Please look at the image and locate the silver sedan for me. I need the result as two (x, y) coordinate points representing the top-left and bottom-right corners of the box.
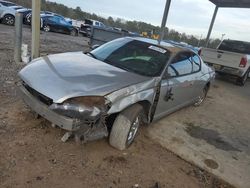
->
(19, 37), (215, 150)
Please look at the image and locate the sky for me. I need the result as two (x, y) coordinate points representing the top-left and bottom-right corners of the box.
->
(48, 0), (250, 41)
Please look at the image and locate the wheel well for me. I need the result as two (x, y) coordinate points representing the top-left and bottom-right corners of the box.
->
(206, 82), (210, 89)
(137, 100), (151, 123)
(106, 113), (118, 132)
(3, 14), (15, 18)
(106, 100), (151, 130)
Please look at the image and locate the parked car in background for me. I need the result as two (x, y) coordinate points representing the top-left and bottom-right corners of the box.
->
(25, 11), (70, 26)
(41, 15), (78, 36)
(0, 0), (17, 25)
(80, 19), (105, 36)
(18, 37), (214, 150)
(71, 19), (84, 29)
(201, 39), (250, 86)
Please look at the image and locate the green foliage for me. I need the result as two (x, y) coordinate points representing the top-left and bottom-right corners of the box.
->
(10, 0), (220, 48)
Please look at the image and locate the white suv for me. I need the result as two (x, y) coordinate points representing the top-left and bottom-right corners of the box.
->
(0, 0), (17, 25)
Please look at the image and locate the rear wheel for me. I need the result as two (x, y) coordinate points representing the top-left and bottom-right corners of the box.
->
(236, 69), (249, 86)
(3, 14), (15, 26)
(109, 104), (143, 150)
(70, 29), (78, 36)
(194, 85), (209, 106)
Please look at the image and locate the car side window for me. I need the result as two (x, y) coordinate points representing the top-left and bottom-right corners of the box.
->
(164, 65), (177, 78)
(49, 17), (56, 22)
(170, 52), (193, 76)
(192, 54), (201, 72)
(59, 18), (67, 25)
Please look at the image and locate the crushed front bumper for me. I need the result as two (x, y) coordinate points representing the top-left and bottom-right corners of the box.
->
(19, 85), (82, 131)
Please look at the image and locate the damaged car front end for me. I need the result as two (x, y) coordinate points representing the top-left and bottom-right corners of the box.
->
(20, 83), (110, 142)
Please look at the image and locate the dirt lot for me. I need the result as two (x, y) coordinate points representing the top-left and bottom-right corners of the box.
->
(0, 24), (233, 188)
(149, 78), (250, 188)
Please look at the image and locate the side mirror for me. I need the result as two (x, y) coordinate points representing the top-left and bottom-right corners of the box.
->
(91, 44), (100, 50)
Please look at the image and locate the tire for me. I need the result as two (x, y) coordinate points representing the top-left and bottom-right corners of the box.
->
(109, 104), (143, 150)
(3, 14), (15, 26)
(70, 29), (78, 36)
(236, 69), (249, 86)
(43, 25), (50, 32)
(26, 13), (32, 25)
(194, 85), (209, 106)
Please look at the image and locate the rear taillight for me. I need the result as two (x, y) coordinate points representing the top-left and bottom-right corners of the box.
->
(239, 57), (247, 68)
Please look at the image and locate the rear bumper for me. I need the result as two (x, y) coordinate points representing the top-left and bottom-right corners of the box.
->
(19, 85), (82, 131)
(206, 62), (245, 77)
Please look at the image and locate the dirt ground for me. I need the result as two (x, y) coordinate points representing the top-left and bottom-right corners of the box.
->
(0, 24), (233, 188)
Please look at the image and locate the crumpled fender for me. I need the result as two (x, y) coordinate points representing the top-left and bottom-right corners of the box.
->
(106, 78), (160, 114)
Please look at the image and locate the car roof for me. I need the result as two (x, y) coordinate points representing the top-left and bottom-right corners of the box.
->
(131, 37), (186, 54)
(41, 14), (58, 18)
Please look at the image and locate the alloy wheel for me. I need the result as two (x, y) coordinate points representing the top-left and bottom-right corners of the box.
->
(126, 116), (140, 146)
(44, 25), (50, 32)
(194, 87), (207, 106)
(5, 16), (14, 25)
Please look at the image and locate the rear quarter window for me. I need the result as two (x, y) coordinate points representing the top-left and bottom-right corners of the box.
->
(192, 54), (201, 72)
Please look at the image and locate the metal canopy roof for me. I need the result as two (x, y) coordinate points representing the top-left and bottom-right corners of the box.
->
(209, 0), (250, 8)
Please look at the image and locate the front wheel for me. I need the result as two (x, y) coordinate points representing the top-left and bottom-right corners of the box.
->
(3, 14), (15, 26)
(109, 104), (143, 150)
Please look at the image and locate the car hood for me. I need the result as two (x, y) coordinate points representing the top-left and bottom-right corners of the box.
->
(19, 52), (151, 103)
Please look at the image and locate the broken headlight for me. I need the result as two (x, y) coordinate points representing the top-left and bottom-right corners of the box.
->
(49, 96), (107, 121)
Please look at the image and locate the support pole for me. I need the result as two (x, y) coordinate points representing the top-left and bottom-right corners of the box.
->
(14, 13), (23, 63)
(31, 0), (41, 59)
(205, 5), (218, 47)
(159, 0), (172, 44)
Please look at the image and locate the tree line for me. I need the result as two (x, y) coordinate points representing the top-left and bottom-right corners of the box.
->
(11, 0), (221, 48)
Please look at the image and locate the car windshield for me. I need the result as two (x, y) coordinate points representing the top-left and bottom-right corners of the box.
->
(91, 38), (171, 77)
